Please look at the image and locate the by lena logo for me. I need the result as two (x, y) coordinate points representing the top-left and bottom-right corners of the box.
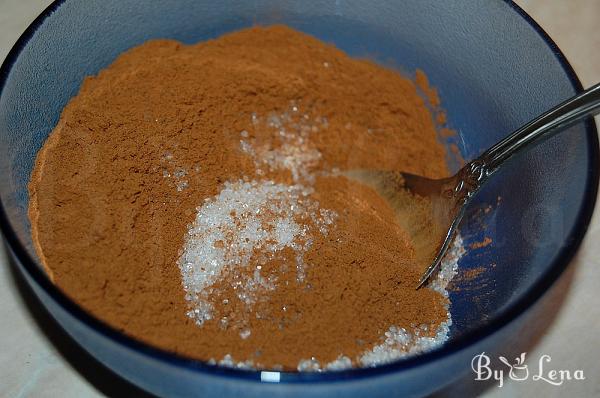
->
(471, 352), (585, 387)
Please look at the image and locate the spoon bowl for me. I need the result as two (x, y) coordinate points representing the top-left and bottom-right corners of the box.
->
(351, 83), (600, 288)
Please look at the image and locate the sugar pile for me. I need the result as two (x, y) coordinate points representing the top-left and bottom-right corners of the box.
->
(240, 107), (326, 184)
(298, 235), (464, 371)
(178, 179), (335, 325)
(179, 105), (337, 326)
(160, 150), (192, 192)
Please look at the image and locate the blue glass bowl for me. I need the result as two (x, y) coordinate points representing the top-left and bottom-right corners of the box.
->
(0, 1), (597, 397)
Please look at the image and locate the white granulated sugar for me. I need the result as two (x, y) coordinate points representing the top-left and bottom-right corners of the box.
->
(162, 151), (173, 161)
(261, 142), (322, 183)
(274, 218), (300, 246)
(239, 139), (255, 156)
(173, 167), (187, 178)
(297, 357), (321, 372)
(236, 267), (276, 305)
(178, 179), (336, 325)
(217, 354), (255, 370)
(160, 155), (191, 192)
(240, 107), (326, 184)
(428, 235), (464, 296)
(298, 234), (464, 371)
(358, 320), (452, 367)
(176, 180), (189, 192)
(324, 356), (353, 371)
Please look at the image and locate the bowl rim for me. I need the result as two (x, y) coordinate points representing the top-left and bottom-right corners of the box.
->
(0, 0), (598, 385)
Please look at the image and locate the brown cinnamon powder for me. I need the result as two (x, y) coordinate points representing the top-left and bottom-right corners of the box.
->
(28, 25), (455, 370)
(470, 237), (493, 250)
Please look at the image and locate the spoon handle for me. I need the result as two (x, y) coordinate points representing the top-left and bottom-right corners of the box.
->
(481, 83), (600, 174)
(417, 84), (600, 289)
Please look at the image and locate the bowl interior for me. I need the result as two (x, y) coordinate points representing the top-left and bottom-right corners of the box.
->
(0, 0), (596, 371)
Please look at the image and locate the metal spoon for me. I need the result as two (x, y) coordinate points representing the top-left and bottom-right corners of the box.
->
(347, 83), (600, 289)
